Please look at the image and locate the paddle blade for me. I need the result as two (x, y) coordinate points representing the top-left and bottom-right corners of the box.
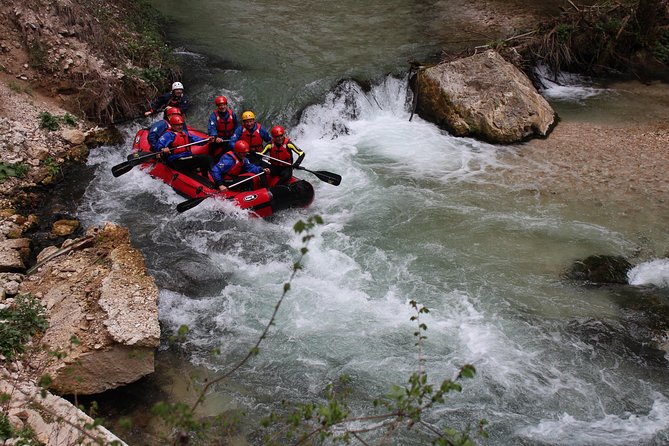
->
(111, 162), (134, 177)
(111, 152), (160, 177)
(311, 169), (341, 186)
(176, 197), (207, 213)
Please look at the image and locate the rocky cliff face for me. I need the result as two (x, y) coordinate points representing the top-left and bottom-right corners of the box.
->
(0, 0), (177, 123)
(20, 223), (160, 394)
(0, 1), (167, 441)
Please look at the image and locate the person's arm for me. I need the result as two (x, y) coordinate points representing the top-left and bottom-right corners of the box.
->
(148, 121), (167, 150)
(207, 112), (218, 137)
(156, 132), (175, 155)
(179, 95), (191, 113)
(259, 126), (272, 143)
(229, 127), (242, 148)
(212, 155), (234, 189)
(288, 142), (305, 166)
(243, 158), (265, 174)
(145, 92), (170, 116)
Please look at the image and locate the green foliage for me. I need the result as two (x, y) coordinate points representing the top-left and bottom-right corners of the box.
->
(0, 411), (39, 445)
(0, 412), (12, 440)
(555, 23), (575, 43)
(0, 294), (48, 361)
(0, 162), (29, 183)
(39, 112), (78, 131)
(38, 111), (60, 131)
(62, 113), (77, 127)
(261, 299), (484, 445)
(42, 157), (61, 178)
(594, 17), (623, 35)
(123, 66), (168, 83)
(167, 324), (190, 345)
(531, 1), (669, 78)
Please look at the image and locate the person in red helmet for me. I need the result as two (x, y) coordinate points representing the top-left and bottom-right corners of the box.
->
(208, 95), (239, 142)
(259, 125), (305, 185)
(155, 114), (212, 174)
(207, 95), (239, 157)
(211, 140), (269, 191)
(144, 81), (191, 117)
(147, 107), (183, 150)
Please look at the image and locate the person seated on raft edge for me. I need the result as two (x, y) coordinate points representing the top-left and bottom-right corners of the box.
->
(207, 95), (239, 158)
(144, 81), (191, 118)
(154, 114), (213, 175)
(147, 106), (183, 151)
(260, 125), (305, 186)
(229, 110), (272, 166)
(211, 140), (270, 192)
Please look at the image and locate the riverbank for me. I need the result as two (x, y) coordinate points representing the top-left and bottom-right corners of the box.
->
(508, 81), (669, 204)
(497, 81), (669, 256)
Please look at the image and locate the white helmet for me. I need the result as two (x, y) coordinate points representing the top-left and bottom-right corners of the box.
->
(171, 81), (184, 91)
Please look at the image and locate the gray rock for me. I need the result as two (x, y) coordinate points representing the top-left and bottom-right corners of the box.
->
(415, 50), (556, 143)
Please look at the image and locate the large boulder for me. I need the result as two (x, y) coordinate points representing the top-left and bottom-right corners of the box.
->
(415, 50), (556, 143)
(20, 222), (160, 395)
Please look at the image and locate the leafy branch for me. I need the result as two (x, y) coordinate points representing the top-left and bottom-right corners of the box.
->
(263, 300), (487, 446)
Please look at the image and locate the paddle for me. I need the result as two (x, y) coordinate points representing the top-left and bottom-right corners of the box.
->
(111, 139), (209, 177)
(256, 153), (342, 186)
(176, 172), (265, 213)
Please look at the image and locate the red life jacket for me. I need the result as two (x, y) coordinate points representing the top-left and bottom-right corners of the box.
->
(268, 137), (293, 166)
(222, 151), (245, 179)
(167, 96), (182, 109)
(170, 131), (190, 154)
(240, 124), (264, 152)
(215, 110), (236, 138)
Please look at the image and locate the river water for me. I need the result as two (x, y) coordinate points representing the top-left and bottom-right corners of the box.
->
(79, 1), (669, 444)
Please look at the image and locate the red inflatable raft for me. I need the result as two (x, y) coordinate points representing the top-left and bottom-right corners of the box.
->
(126, 127), (314, 218)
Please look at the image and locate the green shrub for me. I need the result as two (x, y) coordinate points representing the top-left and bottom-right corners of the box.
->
(0, 162), (29, 183)
(39, 111), (60, 131)
(42, 157), (61, 177)
(62, 113), (77, 127)
(0, 412), (12, 440)
(0, 294), (48, 361)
